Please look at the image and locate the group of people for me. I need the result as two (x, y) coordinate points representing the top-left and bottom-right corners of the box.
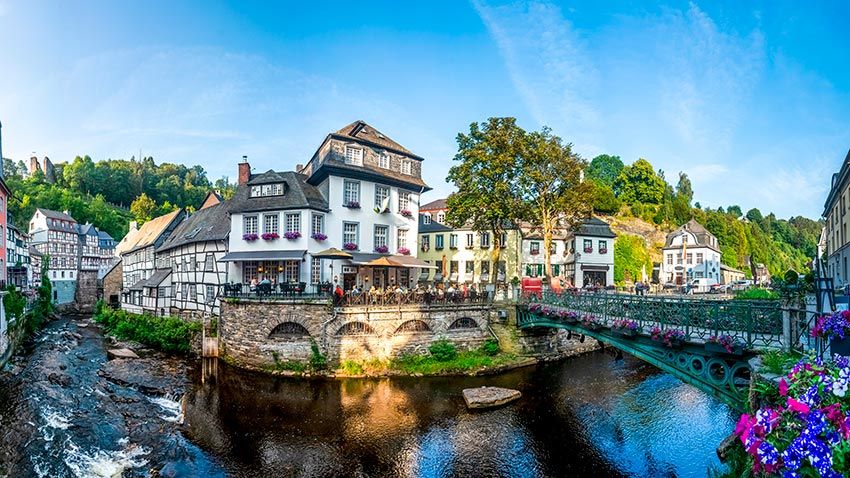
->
(332, 282), (487, 305)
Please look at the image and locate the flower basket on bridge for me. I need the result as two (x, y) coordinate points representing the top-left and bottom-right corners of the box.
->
(650, 326), (685, 349)
(812, 310), (850, 357)
(705, 335), (744, 356)
(581, 315), (604, 331)
(612, 319), (641, 338)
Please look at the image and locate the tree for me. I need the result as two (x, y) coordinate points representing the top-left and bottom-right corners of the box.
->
(519, 127), (594, 280)
(746, 208), (763, 223)
(614, 234), (652, 284)
(446, 118), (527, 283)
(727, 205), (743, 217)
(676, 172), (693, 205)
(586, 154), (624, 188)
(130, 193), (157, 225)
(589, 180), (621, 214)
(614, 158), (665, 204)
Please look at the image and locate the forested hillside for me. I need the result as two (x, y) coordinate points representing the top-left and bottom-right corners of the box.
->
(3, 156), (234, 240)
(586, 155), (823, 282)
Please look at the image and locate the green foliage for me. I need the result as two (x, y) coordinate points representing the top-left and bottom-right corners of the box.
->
(429, 339), (458, 362)
(759, 350), (802, 376)
(309, 338), (327, 371)
(614, 158), (666, 204)
(209, 318), (218, 338)
(481, 338), (500, 356)
(24, 258), (54, 336)
(340, 360), (365, 375)
(93, 306), (201, 354)
(614, 234), (652, 284)
(390, 349), (518, 375)
(130, 193), (157, 225)
(3, 286), (26, 321)
(734, 288), (779, 301)
(589, 180), (622, 214)
(586, 154), (624, 188)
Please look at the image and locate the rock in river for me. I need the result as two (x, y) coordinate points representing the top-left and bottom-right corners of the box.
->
(462, 386), (522, 409)
(107, 348), (140, 359)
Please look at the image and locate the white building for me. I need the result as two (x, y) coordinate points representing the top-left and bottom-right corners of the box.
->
(222, 120), (430, 292)
(564, 218), (616, 288)
(28, 209), (79, 303)
(661, 219), (721, 285)
(520, 226), (569, 279)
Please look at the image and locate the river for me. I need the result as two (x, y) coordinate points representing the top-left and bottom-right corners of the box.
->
(1, 317), (735, 477)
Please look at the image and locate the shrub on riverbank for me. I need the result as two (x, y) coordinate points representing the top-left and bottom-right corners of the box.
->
(94, 306), (201, 354)
(734, 288), (779, 301)
(336, 341), (516, 376)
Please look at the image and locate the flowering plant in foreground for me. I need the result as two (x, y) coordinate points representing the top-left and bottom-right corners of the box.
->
(812, 310), (850, 340)
(397, 247), (410, 255)
(707, 334), (743, 353)
(650, 326), (686, 347)
(612, 319), (641, 333)
(342, 242), (358, 251)
(736, 354), (850, 477)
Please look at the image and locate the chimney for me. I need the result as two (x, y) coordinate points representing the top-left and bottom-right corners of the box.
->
(296, 163), (303, 172)
(129, 221), (138, 231)
(238, 155), (251, 185)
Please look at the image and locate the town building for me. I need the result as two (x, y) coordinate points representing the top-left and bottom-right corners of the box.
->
(754, 263), (771, 286)
(119, 210), (185, 315)
(29, 209), (80, 303)
(720, 264), (746, 284)
(156, 192), (229, 317)
(521, 225), (569, 279)
(28, 245), (43, 287)
(0, 121), (10, 286)
(564, 217), (617, 288)
(823, 150), (850, 285)
(660, 219), (722, 286)
(6, 223), (31, 289)
(223, 121), (430, 292)
(98, 230), (116, 275)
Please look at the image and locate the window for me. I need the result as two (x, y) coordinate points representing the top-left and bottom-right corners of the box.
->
(344, 146), (363, 166)
(244, 216), (258, 235)
(378, 153), (390, 169)
(285, 261), (300, 282)
(686, 253), (693, 264)
(530, 241), (540, 255)
(398, 191), (410, 212)
(667, 254), (673, 265)
(285, 212), (301, 234)
(480, 232), (490, 248)
(465, 261), (475, 275)
(583, 239), (593, 253)
(423, 213), (431, 225)
(549, 241), (557, 254)
(311, 257), (321, 284)
(401, 159), (412, 175)
(676, 253), (683, 264)
(696, 253), (704, 264)
(242, 262), (258, 283)
(263, 214), (279, 235)
(204, 254), (214, 271)
(397, 229), (408, 249)
(599, 240), (608, 253)
(449, 234), (458, 249)
(481, 261), (490, 277)
(344, 180), (360, 205)
(466, 233), (474, 249)
(375, 185), (390, 210)
(311, 214), (325, 237)
(374, 225), (388, 249)
(343, 222), (359, 246)
(436, 211), (445, 223)
(250, 183), (284, 197)
(421, 235), (430, 251)
(450, 260), (458, 275)
(206, 285), (215, 304)
(435, 234), (444, 250)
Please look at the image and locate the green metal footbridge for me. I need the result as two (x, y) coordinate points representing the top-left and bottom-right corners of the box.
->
(517, 291), (820, 410)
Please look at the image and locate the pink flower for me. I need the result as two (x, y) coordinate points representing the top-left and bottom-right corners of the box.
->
(735, 414), (752, 441)
(786, 397), (810, 414)
(778, 378), (788, 397)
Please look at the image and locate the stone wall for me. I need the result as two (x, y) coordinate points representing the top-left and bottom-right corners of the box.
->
(102, 262), (123, 308)
(74, 270), (99, 313)
(219, 300), (492, 367)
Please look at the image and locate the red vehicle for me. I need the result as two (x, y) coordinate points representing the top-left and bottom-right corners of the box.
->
(521, 277), (543, 298)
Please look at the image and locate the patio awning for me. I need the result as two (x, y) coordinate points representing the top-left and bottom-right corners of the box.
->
(219, 250), (307, 262)
(349, 252), (389, 265)
(391, 255), (438, 269)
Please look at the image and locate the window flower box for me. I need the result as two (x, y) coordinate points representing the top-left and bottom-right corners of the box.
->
(283, 231), (301, 240)
(580, 315), (604, 331)
(612, 319), (641, 338)
(400, 209), (413, 218)
(242, 233), (259, 242)
(311, 233), (327, 242)
(705, 334), (744, 356)
(343, 242), (358, 251)
(397, 247), (410, 255)
(599, 248), (608, 254)
(344, 201), (360, 209)
(584, 247), (593, 254)
(374, 245), (389, 254)
(261, 232), (280, 241)
(530, 250), (540, 256)
(650, 326), (685, 349)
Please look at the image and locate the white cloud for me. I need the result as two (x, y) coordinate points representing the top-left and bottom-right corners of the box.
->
(686, 163), (729, 181)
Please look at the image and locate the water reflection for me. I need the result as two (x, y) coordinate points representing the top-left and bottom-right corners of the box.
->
(184, 352), (734, 478)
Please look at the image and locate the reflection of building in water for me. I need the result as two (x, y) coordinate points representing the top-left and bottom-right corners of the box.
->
(339, 379), (418, 442)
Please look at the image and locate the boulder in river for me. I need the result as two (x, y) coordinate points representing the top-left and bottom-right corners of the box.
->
(462, 386), (522, 409)
(107, 348), (140, 360)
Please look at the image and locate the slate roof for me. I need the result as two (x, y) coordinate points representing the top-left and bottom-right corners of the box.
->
(664, 219), (719, 251)
(332, 120), (419, 159)
(29, 245), (43, 257)
(573, 217), (617, 238)
(228, 171), (329, 214)
(119, 209), (184, 255)
(420, 198), (448, 211)
(156, 202), (230, 253)
(36, 208), (78, 233)
(419, 214), (453, 234)
(36, 208), (75, 222)
(98, 230), (114, 240)
(80, 223), (98, 236)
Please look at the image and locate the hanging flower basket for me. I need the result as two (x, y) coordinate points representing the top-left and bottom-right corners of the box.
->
(283, 231), (301, 240)
(311, 233), (327, 242)
(581, 315), (604, 331)
(242, 233), (259, 242)
(262, 232), (280, 241)
(650, 326), (685, 349)
(400, 209), (413, 218)
(705, 334), (744, 356)
(343, 242), (358, 251)
(374, 245), (389, 253)
(612, 319), (641, 338)
(344, 201), (360, 209)
(397, 247), (410, 255)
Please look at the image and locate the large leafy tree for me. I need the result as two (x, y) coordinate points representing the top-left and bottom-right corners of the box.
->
(519, 127), (594, 280)
(586, 154), (624, 188)
(446, 118), (527, 283)
(614, 158), (665, 204)
(130, 193), (157, 225)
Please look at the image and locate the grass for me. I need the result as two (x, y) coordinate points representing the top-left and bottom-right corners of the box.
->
(389, 350), (518, 375)
(759, 349), (802, 375)
(734, 288), (779, 301)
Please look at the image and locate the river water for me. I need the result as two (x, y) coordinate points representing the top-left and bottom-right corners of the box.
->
(1, 317), (736, 477)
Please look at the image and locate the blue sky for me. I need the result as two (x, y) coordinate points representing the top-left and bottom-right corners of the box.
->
(0, 1), (848, 218)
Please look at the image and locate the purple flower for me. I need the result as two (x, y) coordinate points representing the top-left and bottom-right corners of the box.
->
(343, 242), (358, 251)
(242, 233), (258, 242)
(283, 231), (301, 240)
(311, 232), (327, 241)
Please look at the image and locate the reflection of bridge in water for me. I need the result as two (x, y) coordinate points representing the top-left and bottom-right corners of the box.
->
(517, 291), (822, 409)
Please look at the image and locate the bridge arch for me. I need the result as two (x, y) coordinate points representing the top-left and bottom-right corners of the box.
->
(448, 317), (479, 330)
(336, 321), (376, 336)
(268, 321), (311, 339)
(394, 320), (431, 334)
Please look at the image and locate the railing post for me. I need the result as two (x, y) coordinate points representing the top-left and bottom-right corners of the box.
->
(781, 307), (791, 353)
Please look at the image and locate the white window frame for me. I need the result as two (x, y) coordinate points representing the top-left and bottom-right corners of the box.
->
(401, 159), (412, 175)
(244, 215), (259, 235)
(374, 225), (388, 249)
(398, 229), (408, 249)
(374, 185), (390, 210)
(285, 212), (301, 234)
(378, 153), (390, 169)
(344, 146), (363, 166)
(423, 213), (431, 225)
(480, 232), (490, 248)
(311, 257), (322, 284)
(343, 222), (359, 246)
(398, 191), (410, 212)
(311, 213), (325, 236)
(436, 211), (445, 223)
(263, 213), (279, 235)
(343, 180), (360, 205)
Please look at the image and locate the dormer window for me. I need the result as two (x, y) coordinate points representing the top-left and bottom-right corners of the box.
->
(345, 146), (363, 166)
(378, 153), (390, 169)
(423, 213), (431, 225)
(401, 159), (412, 175)
(250, 183), (284, 197)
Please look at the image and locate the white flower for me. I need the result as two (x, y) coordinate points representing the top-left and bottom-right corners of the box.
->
(832, 380), (848, 397)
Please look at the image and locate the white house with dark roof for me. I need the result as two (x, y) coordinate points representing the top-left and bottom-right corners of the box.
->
(661, 219), (722, 286)
(29, 208), (80, 303)
(222, 120), (431, 292)
(563, 217), (617, 288)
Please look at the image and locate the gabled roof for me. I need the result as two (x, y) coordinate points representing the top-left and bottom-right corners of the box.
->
(228, 171), (328, 214)
(80, 223), (98, 236)
(664, 219), (719, 251)
(573, 217), (617, 238)
(156, 202), (230, 253)
(28, 244), (43, 257)
(419, 214), (453, 233)
(98, 230), (114, 240)
(332, 120), (419, 159)
(36, 208), (76, 222)
(420, 198), (448, 211)
(199, 190), (224, 210)
(119, 209), (184, 255)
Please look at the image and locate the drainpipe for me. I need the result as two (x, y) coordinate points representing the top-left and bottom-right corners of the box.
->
(320, 306), (337, 353)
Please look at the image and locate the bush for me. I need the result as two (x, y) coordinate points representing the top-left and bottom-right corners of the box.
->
(3, 286), (26, 321)
(309, 338), (327, 371)
(340, 360), (365, 375)
(734, 288), (779, 301)
(481, 338), (500, 356)
(429, 339), (457, 362)
(93, 306), (201, 354)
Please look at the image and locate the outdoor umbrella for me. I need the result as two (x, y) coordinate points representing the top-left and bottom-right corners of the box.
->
(312, 248), (354, 259)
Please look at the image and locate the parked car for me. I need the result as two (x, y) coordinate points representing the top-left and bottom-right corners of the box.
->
(709, 283), (729, 294)
(729, 280), (752, 292)
(687, 278), (719, 294)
